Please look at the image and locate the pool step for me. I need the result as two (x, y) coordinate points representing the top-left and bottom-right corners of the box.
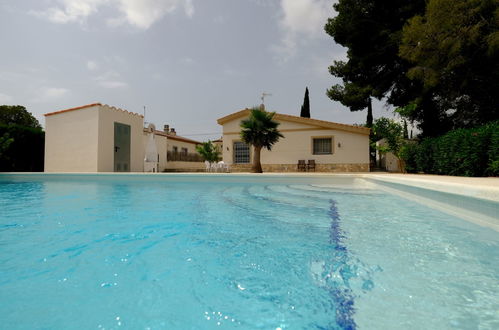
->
(220, 185), (330, 228)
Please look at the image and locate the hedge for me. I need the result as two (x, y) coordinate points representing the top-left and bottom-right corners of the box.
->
(0, 124), (44, 172)
(402, 121), (498, 177)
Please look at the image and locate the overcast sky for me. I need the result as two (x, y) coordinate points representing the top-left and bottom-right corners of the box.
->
(0, 0), (396, 140)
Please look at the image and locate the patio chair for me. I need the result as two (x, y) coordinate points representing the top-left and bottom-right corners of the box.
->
(218, 161), (230, 173)
(297, 159), (307, 171)
(307, 159), (316, 172)
(204, 161), (212, 172)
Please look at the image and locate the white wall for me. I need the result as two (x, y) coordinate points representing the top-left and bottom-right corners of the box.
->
(221, 117), (369, 165)
(44, 105), (100, 172)
(167, 138), (198, 153)
(97, 105), (145, 172)
(150, 133), (168, 172)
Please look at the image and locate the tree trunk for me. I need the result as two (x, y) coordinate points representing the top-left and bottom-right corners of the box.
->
(366, 97), (373, 128)
(252, 146), (263, 173)
(397, 157), (406, 173)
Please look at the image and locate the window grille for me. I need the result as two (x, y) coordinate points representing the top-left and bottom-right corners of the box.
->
(313, 138), (333, 155)
(233, 142), (250, 164)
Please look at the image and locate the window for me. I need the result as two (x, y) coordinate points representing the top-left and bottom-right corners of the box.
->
(233, 141), (250, 164)
(181, 147), (188, 155)
(172, 146), (178, 153)
(313, 137), (333, 155)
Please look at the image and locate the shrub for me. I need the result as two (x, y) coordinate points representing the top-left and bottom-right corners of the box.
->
(0, 124), (44, 171)
(402, 121), (498, 177)
(399, 143), (418, 173)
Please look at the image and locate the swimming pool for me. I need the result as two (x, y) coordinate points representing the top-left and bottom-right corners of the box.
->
(0, 174), (498, 329)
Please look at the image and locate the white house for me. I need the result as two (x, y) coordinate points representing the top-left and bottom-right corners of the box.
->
(44, 103), (202, 172)
(217, 108), (371, 172)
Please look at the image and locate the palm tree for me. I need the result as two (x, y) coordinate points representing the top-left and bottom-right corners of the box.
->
(240, 107), (283, 173)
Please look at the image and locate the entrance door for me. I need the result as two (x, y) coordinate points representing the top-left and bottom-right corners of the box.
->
(114, 122), (131, 172)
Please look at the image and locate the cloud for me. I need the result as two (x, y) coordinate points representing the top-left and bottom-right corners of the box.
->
(95, 71), (128, 88)
(32, 0), (195, 29)
(31, 0), (103, 24)
(280, 0), (331, 35)
(98, 81), (128, 88)
(184, 0), (194, 17)
(33, 87), (69, 102)
(87, 60), (98, 71)
(0, 93), (13, 104)
(273, 0), (335, 61)
(180, 57), (195, 65)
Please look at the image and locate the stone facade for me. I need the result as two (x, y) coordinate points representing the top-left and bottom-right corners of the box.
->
(230, 163), (369, 173)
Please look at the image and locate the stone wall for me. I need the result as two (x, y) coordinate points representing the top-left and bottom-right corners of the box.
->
(230, 163), (369, 173)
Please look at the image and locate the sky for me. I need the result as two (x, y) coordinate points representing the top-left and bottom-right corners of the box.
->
(0, 0), (397, 141)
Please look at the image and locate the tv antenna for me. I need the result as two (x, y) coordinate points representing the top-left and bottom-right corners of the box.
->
(260, 92), (272, 110)
(143, 105), (150, 127)
(261, 92), (272, 105)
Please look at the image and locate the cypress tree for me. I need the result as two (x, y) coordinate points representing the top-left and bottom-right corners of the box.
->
(300, 87), (310, 118)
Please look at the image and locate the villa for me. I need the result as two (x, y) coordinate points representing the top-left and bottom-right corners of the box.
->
(217, 108), (371, 172)
(44, 103), (202, 172)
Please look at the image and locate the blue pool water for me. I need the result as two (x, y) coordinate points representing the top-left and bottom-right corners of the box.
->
(0, 174), (498, 329)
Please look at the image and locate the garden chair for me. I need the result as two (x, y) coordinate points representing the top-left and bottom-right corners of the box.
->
(297, 160), (307, 171)
(218, 161), (230, 173)
(307, 159), (316, 172)
(204, 161), (212, 172)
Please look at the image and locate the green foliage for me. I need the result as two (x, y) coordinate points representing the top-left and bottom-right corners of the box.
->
(0, 124), (45, 171)
(0, 105), (41, 129)
(395, 103), (417, 118)
(400, 0), (499, 128)
(240, 107), (283, 173)
(300, 87), (310, 118)
(0, 133), (14, 157)
(327, 0), (499, 137)
(399, 143), (418, 173)
(372, 118), (405, 157)
(240, 108), (283, 151)
(325, 0), (425, 127)
(400, 121), (499, 176)
(195, 141), (220, 163)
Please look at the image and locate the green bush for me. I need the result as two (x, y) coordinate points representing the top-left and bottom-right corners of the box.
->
(399, 143), (418, 173)
(0, 124), (44, 171)
(486, 124), (499, 176)
(400, 121), (499, 177)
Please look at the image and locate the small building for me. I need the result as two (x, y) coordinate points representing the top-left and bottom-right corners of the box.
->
(217, 108), (371, 172)
(154, 127), (205, 172)
(44, 103), (203, 172)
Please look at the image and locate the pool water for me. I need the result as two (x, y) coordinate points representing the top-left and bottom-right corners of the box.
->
(0, 175), (498, 329)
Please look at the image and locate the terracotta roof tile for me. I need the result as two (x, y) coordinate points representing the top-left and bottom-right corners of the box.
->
(217, 108), (371, 135)
(44, 103), (144, 118)
(153, 130), (202, 144)
(44, 103), (102, 116)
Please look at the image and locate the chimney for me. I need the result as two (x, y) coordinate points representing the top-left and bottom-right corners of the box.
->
(163, 124), (169, 133)
(170, 128), (176, 136)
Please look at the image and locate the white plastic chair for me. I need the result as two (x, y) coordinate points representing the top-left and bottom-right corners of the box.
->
(211, 162), (218, 172)
(204, 161), (211, 172)
(218, 161), (230, 173)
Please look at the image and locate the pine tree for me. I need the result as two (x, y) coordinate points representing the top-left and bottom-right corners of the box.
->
(300, 87), (310, 118)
